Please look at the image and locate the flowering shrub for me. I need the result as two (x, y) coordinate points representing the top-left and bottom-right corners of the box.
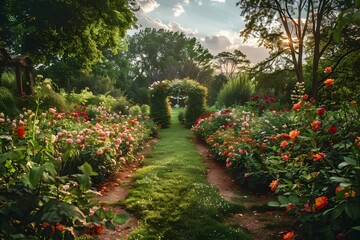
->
(0, 99), (156, 238)
(192, 68), (360, 239)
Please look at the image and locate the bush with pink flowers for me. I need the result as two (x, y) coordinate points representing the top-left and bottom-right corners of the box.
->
(0, 88), (157, 239)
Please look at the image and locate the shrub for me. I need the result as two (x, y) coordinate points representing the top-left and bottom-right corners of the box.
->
(140, 104), (150, 116)
(216, 74), (255, 108)
(149, 79), (207, 128)
(129, 105), (141, 116)
(111, 96), (132, 115)
(184, 82), (207, 128)
(178, 111), (185, 124)
(0, 87), (19, 116)
(149, 81), (171, 128)
(0, 101), (155, 238)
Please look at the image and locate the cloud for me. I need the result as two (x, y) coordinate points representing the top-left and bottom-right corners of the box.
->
(134, 16), (197, 36)
(168, 22), (197, 36)
(200, 31), (269, 64)
(201, 35), (232, 54)
(211, 0), (225, 2)
(137, 0), (160, 13)
(172, 4), (185, 17)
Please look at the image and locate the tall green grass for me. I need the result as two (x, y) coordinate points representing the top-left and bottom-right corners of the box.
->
(124, 109), (251, 239)
(216, 74), (255, 108)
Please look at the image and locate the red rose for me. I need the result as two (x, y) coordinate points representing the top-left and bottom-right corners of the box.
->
(328, 125), (337, 134)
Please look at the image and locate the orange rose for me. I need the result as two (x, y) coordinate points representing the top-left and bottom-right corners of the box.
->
(280, 140), (289, 149)
(269, 179), (280, 191)
(289, 129), (300, 141)
(292, 101), (302, 111)
(311, 120), (321, 131)
(313, 152), (326, 161)
(283, 231), (295, 240)
(324, 78), (334, 87)
(315, 196), (328, 210)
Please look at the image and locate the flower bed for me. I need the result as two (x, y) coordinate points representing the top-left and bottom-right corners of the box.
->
(192, 72), (360, 239)
(0, 104), (157, 239)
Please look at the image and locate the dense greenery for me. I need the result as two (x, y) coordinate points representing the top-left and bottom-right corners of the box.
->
(0, 79), (156, 238)
(216, 74), (255, 108)
(0, 0), (137, 69)
(237, 0), (360, 100)
(149, 79), (207, 128)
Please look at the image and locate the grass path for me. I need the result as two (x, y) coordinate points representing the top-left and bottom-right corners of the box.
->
(123, 109), (251, 239)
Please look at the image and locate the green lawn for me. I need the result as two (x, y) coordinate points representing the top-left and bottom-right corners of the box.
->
(124, 108), (251, 240)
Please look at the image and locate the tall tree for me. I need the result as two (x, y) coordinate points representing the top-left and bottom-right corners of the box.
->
(126, 28), (213, 85)
(236, 0), (356, 100)
(213, 50), (250, 78)
(0, 0), (137, 69)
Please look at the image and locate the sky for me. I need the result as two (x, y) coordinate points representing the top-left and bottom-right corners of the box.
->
(130, 0), (269, 64)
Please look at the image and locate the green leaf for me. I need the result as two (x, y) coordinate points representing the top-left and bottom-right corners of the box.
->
(78, 175), (91, 192)
(353, 11), (360, 25)
(78, 162), (98, 177)
(278, 196), (288, 205)
(343, 157), (357, 166)
(331, 204), (345, 220)
(345, 203), (360, 220)
(267, 201), (280, 207)
(105, 210), (116, 219)
(94, 208), (106, 221)
(29, 166), (45, 188)
(43, 162), (57, 176)
(105, 221), (116, 231)
(330, 177), (351, 184)
(113, 213), (129, 225)
(288, 195), (300, 204)
(352, 226), (360, 231)
(0, 151), (21, 164)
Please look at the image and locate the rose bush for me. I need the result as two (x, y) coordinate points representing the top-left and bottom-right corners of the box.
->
(192, 70), (360, 239)
(0, 88), (156, 239)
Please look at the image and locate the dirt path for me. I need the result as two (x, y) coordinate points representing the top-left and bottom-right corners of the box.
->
(194, 139), (292, 240)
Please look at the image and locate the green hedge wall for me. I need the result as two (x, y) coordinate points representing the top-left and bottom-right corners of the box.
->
(149, 78), (207, 128)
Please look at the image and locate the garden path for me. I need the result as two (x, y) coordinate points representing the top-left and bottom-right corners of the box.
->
(96, 109), (291, 239)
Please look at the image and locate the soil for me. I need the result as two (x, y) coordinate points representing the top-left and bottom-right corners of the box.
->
(95, 138), (292, 240)
(194, 139), (293, 240)
(93, 163), (140, 240)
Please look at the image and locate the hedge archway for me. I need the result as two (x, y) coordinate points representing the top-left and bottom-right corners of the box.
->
(149, 78), (207, 128)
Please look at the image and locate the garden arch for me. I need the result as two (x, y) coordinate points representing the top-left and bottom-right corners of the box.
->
(149, 78), (207, 128)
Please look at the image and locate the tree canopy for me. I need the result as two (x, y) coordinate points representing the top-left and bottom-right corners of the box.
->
(126, 28), (214, 85)
(236, 0), (359, 100)
(0, 0), (137, 69)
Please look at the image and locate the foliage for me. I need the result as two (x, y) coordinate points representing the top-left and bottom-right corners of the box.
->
(216, 74), (255, 108)
(205, 74), (228, 106)
(0, 87), (18, 117)
(178, 110), (185, 125)
(149, 80), (172, 128)
(0, 85), (156, 238)
(127, 28), (214, 85)
(129, 105), (141, 116)
(149, 78), (207, 128)
(192, 68), (360, 239)
(0, 0), (137, 70)
(140, 104), (150, 116)
(183, 81), (207, 128)
(213, 50), (250, 78)
(236, 0), (358, 100)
